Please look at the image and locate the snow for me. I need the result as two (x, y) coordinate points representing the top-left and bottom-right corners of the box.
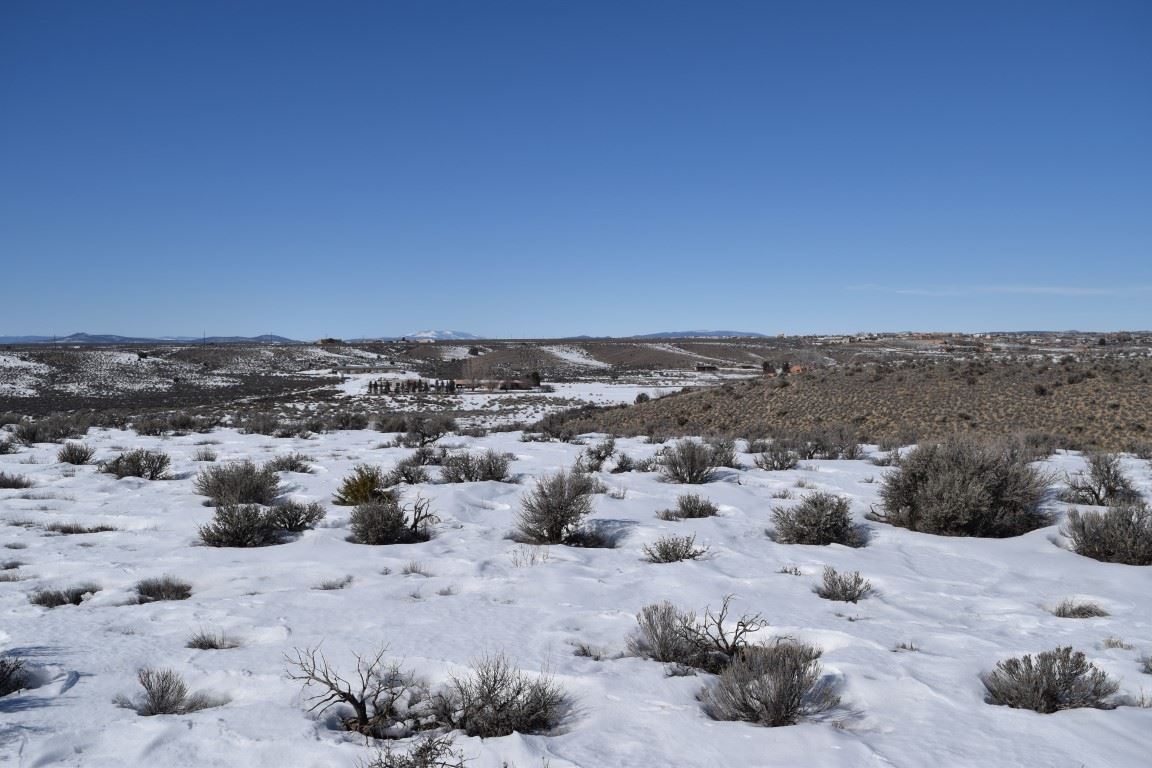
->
(541, 346), (611, 369)
(1, 431), (1150, 767)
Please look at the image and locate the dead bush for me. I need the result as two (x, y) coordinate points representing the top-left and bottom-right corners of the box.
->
(772, 492), (861, 546)
(435, 653), (568, 738)
(1063, 501), (1152, 565)
(363, 733), (468, 768)
(186, 629), (241, 650)
(982, 647), (1119, 713)
(702, 640), (839, 726)
(874, 436), (1049, 537)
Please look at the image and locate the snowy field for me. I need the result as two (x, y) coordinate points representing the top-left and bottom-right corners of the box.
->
(1, 427), (1150, 767)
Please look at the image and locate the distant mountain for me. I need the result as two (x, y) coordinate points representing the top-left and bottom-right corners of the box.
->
(406, 330), (483, 341)
(629, 330), (768, 339)
(0, 332), (298, 345)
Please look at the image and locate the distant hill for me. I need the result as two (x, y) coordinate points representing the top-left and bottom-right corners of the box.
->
(629, 330), (768, 339)
(0, 332), (298, 345)
(406, 330), (483, 341)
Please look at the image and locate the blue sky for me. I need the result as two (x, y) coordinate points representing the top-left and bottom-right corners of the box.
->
(1, 1), (1149, 339)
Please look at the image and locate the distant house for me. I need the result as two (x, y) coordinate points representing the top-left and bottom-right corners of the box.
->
(695, 363), (719, 372)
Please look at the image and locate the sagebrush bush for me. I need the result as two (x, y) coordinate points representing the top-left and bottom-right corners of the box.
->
(349, 496), (436, 545)
(815, 567), (871, 602)
(657, 493), (718, 521)
(436, 654), (568, 738)
(135, 576), (192, 603)
(45, 522), (116, 535)
(386, 457), (431, 486)
(0, 472), (33, 489)
(122, 668), (225, 715)
(981, 647), (1118, 713)
(264, 453), (314, 474)
(874, 437), (1049, 537)
(15, 413), (92, 444)
(659, 440), (720, 484)
(643, 534), (708, 563)
(186, 629), (240, 650)
(626, 602), (699, 665)
(439, 450), (512, 483)
(199, 504), (279, 547)
(702, 640), (838, 726)
(516, 470), (594, 544)
(333, 464), (390, 506)
(0, 656), (28, 697)
(1063, 453), (1139, 506)
(754, 442), (799, 471)
(0, 438), (17, 455)
(267, 500), (326, 532)
(399, 414), (456, 447)
(363, 733), (467, 768)
(56, 442), (95, 465)
(1063, 501), (1152, 565)
(772, 492), (860, 546)
(101, 449), (171, 480)
(193, 446), (217, 462)
(29, 583), (100, 608)
(1050, 600), (1109, 618)
(194, 460), (280, 505)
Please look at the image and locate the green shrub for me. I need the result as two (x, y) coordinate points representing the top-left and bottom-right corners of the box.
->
(333, 464), (390, 506)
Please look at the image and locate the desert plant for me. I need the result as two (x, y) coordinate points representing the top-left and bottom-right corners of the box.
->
(701, 640), (839, 726)
(186, 629), (241, 650)
(611, 453), (636, 473)
(45, 522), (116, 535)
(579, 438), (617, 472)
(135, 575), (193, 603)
(101, 449), (171, 480)
(1063, 453), (1139, 506)
(981, 647), (1119, 713)
(626, 601), (702, 667)
(435, 653), (568, 738)
(266, 500), (326, 532)
(874, 436), (1049, 537)
(15, 413), (91, 444)
(121, 668), (225, 715)
(401, 414), (456, 447)
(439, 450), (512, 483)
(659, 439), (720, 484)
(772, 492), (861, 546)
(264, 452), (314, 474)
(286, 646), (430, 738)
(643, 534), (709, 563)
(0, 472), (34, 489)
(194, 460), (280, 505)
(754, 442), (799, 471)
(349, 496), (436, 545)
(677, 595), (769, 672)
(334, 464), (390, 506)
(198, 504), (280, 548)
(193, 446), (217, 462)
(56, 442), (95, 465)
(29, 583), (100, 607)
(708, 438), (739, 469)
(1063, 501), (1152, 565)
(815, 567), (871, 602)
(387, 455), (433, 486)
(658, 493), (718, 521)
(1050, 600), (1109, 618)
(0, 656), (28, 697)
(363, 733), (468, 768)
(515, 470), (595, 544)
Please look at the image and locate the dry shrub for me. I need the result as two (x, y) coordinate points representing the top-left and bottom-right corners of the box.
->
(658, 493), (718, 521)
(1062, 453), (1139, 506)
(643, 534), (709, 563)
(439, 450), (512, 483)
(195, 460), (280, 505)
(0, 472), (33, 489)
(982, 647), (1118, 713)
(815, 567), (871, 602)
(56, 442), (95, 465)
(363, 733), (467, 768)
(702, 640), (839, 726)
(267, 500), (326, 532)
(659, 439), (720, 484)
(0, 656), (29, 697)
(875, 436), (1049, 537)
(264, 453), (314, 474)
(1050, 600), (1109, 618)
(29, 583), (100, 607)
(772, 492), (861, 546)
(101, 449), (171, 480)
(516, 470), (594, 544)
(754, 442), (799, 471)
(350, 496), (436, 545)
(198, 504), (279, 547)
(1063, 501), (1152, 565)
(122, 668), (227, 715)
(186, 629), (241, 650)
(435, 654), (568, 738)
(135, 576), (192, 603)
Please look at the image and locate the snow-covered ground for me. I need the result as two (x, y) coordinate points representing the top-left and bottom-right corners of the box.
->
(541, 346), (611, 369)
(1, 429), (1150, 767)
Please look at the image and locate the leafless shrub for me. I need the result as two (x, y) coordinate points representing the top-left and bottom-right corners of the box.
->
(29, 583), (100, 607)
(439, 450), (512, 483)
(611, 453), (636, 473)
(199, 504), (279, 547)
(982, 647), (1119, 713)
(702, 639), (839, 726)
(516, 470), (595, 544)
(579, 438), (616, 472)
(874, 436), (1050, 537)
(708, 438), (739, 468)
(659, 439), (720, 484)
(195, 460), (280, 505)
(0, 472), (34, 489)
(435, 653), (568, 738)
(56, 442), (95, 465)
(334, 464), (391, 506)
(121, 668), (226, 715)
(350, 496), (436, 545)
(267, 500), (327, 532)
(815, 567), (871, 602)
(265, 452), (314, 474)
(677, 595), (768, 672)
(643, 534), (709, 563)
(772, 492), (861, 546)
(193, 446), (218, 462)
(0, 656), (28, 697)
(101, 449), (171, 480)
(1062, 453), (1139, 506)
(186, 629), (241, 650)
(399, 414), (456, 447)
(135, 575), (193, 603)
(1050, 600), (1109, 618)
(1063, 500), (1152, 565)
(362, 733), (468, 768)
(286, 646), (431, 738)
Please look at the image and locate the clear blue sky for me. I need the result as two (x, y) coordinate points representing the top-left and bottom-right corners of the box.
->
(1, 1), (1149, 339)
